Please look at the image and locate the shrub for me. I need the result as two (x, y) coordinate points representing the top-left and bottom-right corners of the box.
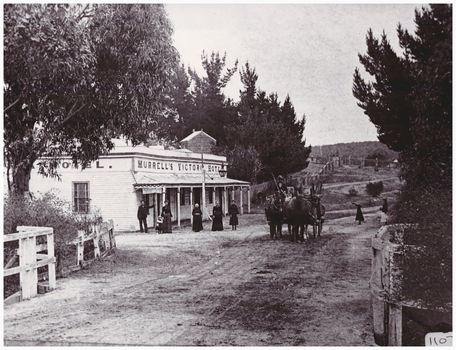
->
(390, 188), (452, 309)
(347, 187), (358, 197)
(365, 181), (383, 197)
(4, 190), (103, 279)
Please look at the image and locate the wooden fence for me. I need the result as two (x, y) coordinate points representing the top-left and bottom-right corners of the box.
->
(250, 158), (340, 202)
(294, 158), (340, 189)
(64, 219), (116, 274)
(371, 224), (402, 346)
(4, 220), (116, 306)
(371, 224), (452, 346)
(4, 226), (56, 305)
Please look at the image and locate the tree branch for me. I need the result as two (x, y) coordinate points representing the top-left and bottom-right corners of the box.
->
(4, 98), (20, 113)
(54, 102), (87, 130)
(36, 102), (87, 156)
(76, 4), (93, 22)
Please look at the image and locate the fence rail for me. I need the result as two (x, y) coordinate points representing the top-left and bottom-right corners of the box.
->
(291, 158), (340, 189)
(4, 221), (116, 306)
(250, 158), (340, 201)
(67, 219), (116, 273)
(4, 226), (56, 304)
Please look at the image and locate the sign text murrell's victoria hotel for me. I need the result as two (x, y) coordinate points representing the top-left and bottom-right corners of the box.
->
(137, 159), (222, 174)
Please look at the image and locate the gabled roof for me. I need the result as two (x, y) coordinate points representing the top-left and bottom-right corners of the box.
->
(180, 130), (216, 143)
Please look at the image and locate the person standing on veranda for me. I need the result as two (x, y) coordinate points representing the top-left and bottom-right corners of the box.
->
(137, 200), (154, 233)
(161, 200), (173, 233)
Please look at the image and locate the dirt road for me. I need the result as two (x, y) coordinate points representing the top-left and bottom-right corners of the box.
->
(4, 211), (381, 346)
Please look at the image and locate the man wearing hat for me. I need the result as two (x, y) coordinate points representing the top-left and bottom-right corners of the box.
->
(275, 175), (288, 198)
(137, 199), (155, 233)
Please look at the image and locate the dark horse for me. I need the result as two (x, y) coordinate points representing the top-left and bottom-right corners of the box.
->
(309, 183), (326, 237)
(312, 196), (326, 237)
(283, 194), (315, 242)
(265, 195), (283, 239)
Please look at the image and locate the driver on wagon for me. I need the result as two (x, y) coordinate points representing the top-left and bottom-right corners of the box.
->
(275, 175), (288, 198)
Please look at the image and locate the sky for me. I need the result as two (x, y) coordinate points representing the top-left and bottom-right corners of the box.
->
(165, 3), (424, 147)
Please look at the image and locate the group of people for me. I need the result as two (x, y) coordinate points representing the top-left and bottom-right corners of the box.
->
(192, 200), (240, 232)
(137, 200), (173, 234)
(137, 199), (240, 234)
(138, 176), (390, 234)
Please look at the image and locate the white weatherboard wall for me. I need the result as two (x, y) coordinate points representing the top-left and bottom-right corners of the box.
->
(30, 157), (138, 231)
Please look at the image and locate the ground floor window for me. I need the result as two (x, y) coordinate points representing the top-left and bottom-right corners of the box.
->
(73, 182), (89, 213)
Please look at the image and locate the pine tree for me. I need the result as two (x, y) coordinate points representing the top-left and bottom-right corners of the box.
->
(353, 4), (452, 309)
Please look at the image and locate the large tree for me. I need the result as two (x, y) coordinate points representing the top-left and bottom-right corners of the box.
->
(225, 63), (311, 182)
(353, 4), (452, 190)
(353, 4), (452, 308)
(4, 4), (179, 194)
(165, 58), (311, 183)
(184, 51), (239, 145)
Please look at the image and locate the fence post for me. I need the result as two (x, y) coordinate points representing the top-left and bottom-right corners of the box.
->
(77, 230), (84, 266)
(108, 220), (116, 249)
(388, 303), (403, 346)
(47, 230), (56, 290)
(19, 234), (38, 300)
(93, 225), (100, 259)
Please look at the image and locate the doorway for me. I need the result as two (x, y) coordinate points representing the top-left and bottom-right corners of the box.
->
(194, 188), (201, 205)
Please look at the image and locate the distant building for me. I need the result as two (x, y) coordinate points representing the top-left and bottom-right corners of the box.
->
(308, 155), (326, 164)
(29, 133), (250, 232)
(180, 130), (216, 154)
(388, 159), (399, 168)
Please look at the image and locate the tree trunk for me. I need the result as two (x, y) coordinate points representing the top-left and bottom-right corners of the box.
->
(11, 163), (33, 195)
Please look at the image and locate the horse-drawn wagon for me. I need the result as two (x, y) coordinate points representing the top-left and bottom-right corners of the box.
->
(265, 183), (325, 242)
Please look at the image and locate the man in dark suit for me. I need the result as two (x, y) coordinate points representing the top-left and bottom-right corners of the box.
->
(137, 200), (154, 233)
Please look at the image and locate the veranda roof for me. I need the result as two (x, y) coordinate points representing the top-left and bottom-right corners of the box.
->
(133, 173), (249, 190)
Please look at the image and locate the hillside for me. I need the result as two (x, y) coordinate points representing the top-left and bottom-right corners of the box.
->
(320, 165), (402, 212)
(310, 141), (398, 160)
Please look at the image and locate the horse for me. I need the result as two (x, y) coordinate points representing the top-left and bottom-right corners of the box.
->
(309, 183), (325, 237)
(265, 195), (283, 240)
(313, 197), (326, 237)
(283, 194), (315, 243)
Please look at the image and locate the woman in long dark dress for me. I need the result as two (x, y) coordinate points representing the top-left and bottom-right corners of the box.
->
(229, 200), (239, 230)
(161, 200), (173, 233)
(352, 202), (364, 225)
(211, 201), (223, 231)
(192, 203), (203, 232)
(380, 198), (388, 225)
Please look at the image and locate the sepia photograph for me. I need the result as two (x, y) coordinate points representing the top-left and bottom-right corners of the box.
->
(3, 2), (452, 347)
